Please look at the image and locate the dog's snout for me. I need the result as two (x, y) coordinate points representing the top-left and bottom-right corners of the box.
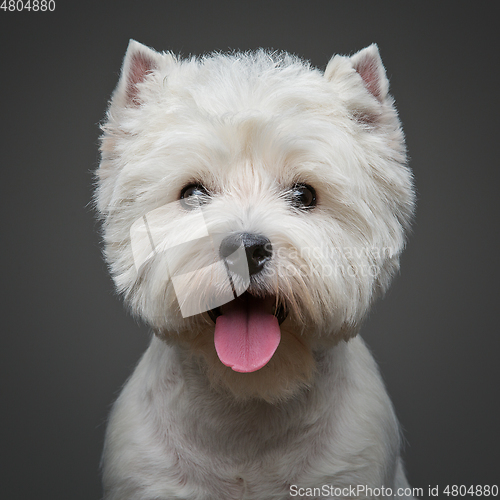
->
(219, 233), (272, 276)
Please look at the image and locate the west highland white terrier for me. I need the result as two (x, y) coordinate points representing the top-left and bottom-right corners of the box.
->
(96, 40), (416, 500)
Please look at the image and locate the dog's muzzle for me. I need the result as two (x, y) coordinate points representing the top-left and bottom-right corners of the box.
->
(208, 233), (287, 327)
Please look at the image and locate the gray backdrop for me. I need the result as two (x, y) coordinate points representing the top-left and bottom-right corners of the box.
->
(1, 1), (498, 498)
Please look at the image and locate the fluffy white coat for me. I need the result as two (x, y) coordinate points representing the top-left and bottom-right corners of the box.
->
(96, 40), (416, 500)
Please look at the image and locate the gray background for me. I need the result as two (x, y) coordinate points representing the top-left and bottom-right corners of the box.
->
(1, 1), (499, 498)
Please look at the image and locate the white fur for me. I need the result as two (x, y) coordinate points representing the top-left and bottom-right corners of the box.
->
(96, 40), (416, 499)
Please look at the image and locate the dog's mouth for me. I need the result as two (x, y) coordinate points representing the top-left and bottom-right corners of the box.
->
(208, 293), (287, 373)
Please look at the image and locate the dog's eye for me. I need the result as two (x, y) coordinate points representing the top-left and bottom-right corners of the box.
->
(180, 184), (210, 209)
(290, 184), (316, 209)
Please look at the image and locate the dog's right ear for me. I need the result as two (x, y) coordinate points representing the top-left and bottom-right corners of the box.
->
(97, 41), (167, 215)
(111, 40), (162, 108)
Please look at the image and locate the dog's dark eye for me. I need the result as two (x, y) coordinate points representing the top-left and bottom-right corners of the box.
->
(179, 184), (210, 209)
(290, 184), (316, 209)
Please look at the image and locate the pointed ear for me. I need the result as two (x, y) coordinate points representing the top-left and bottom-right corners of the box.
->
(112, 40), (162, 107)
(325, 44), (389, 103)
(349, 44), (388, 103)
(325, 44), (397, 126)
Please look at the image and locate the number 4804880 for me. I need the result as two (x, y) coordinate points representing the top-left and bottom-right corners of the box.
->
(1, 0), (56, 11)
(443, 485), (499, 496)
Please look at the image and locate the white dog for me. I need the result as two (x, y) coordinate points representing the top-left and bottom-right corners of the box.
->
(96, 40), (416, 499)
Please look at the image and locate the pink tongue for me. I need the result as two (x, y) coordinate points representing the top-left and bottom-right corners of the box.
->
(214, 296), (281, 373)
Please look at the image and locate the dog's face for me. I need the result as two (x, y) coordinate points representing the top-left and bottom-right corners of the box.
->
(96, 41), (414, 401)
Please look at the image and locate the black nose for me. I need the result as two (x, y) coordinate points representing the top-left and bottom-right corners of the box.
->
(219, 233), (273, 276)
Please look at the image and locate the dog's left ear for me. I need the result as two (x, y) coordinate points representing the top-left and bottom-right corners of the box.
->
(325, 44), (393, 125)
(325, 44), (389, 102)
(348, 44), (389, 103)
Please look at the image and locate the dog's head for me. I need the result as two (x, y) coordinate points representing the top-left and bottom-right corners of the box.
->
(96, 41), (414, 401)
